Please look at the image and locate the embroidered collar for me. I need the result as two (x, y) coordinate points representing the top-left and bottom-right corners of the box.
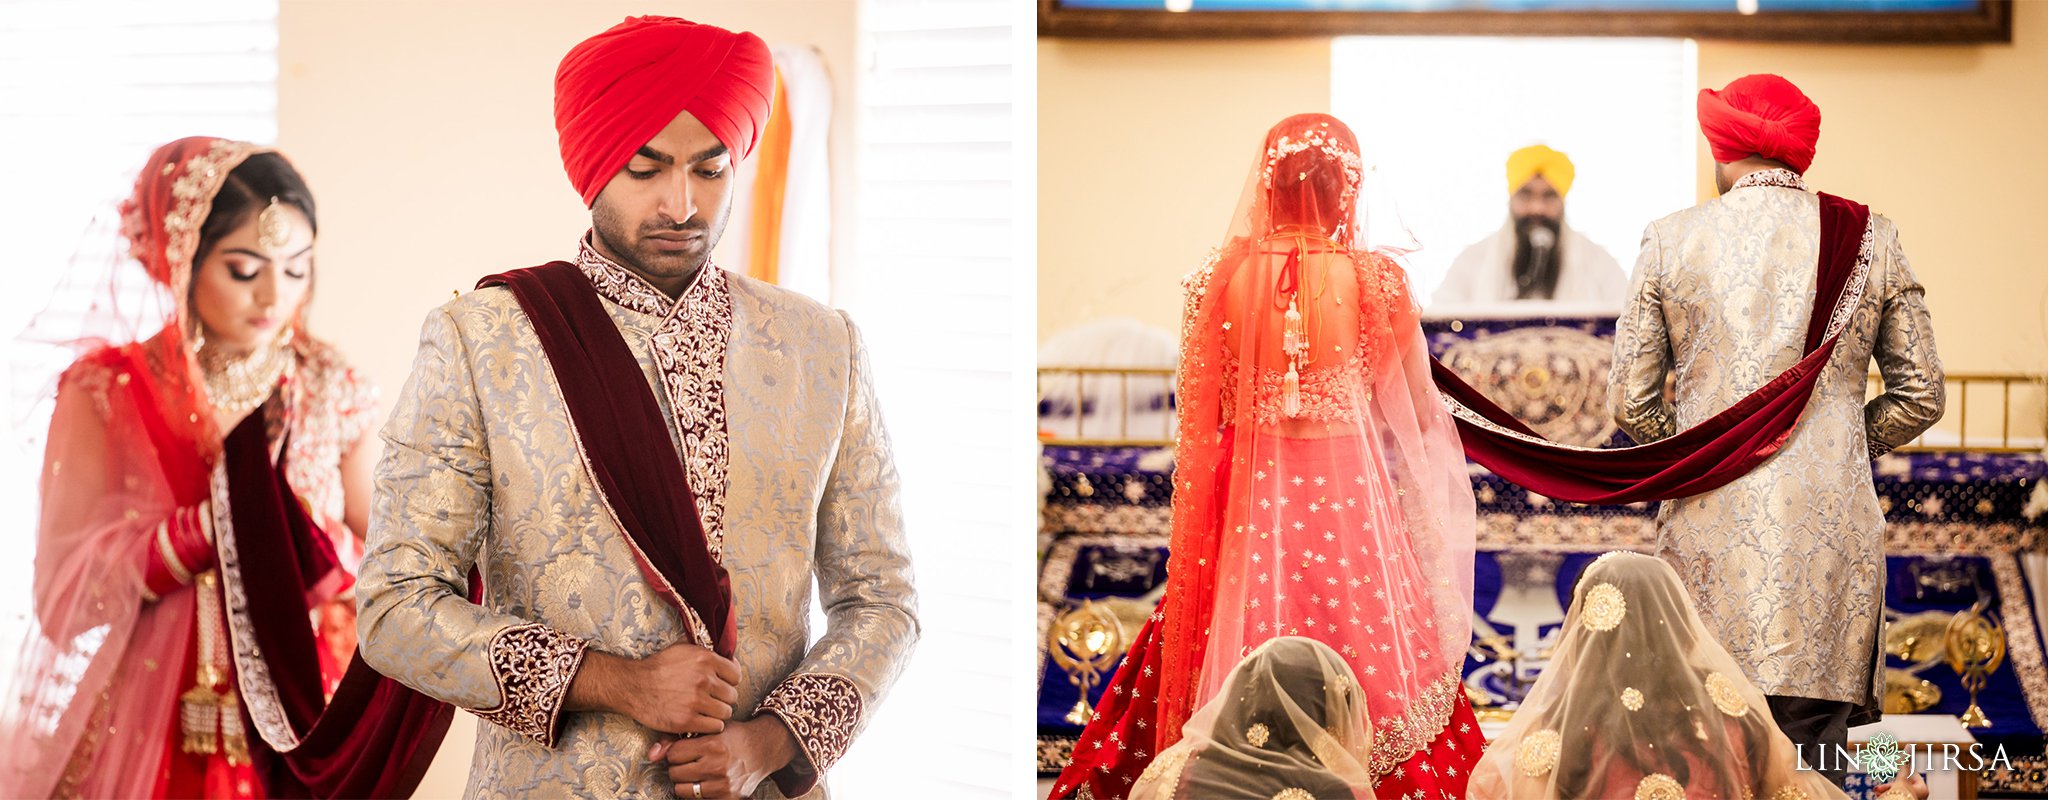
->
(574, 235), (714, 318)
(1730, 168), (1808, 192)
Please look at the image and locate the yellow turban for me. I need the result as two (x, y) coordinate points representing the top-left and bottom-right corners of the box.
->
(1506, 144), (1574, 197)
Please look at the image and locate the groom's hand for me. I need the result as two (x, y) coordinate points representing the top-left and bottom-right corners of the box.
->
(567, 644), (740, 735)
(652, 716), (797, 799)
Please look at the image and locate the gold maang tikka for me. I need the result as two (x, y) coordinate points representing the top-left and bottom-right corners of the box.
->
(256, 196), (291, 251)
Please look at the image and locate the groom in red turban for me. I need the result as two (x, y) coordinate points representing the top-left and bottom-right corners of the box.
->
(361, 14), (919, 800)
(1604, 72), (1943, 788)
(1698, 73), (1823, 192)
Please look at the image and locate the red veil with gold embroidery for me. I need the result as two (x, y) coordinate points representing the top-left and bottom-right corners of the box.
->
(1053, 115), (1482, 799)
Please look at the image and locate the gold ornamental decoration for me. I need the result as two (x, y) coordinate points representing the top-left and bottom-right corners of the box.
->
(1049, 601), (1126, 725)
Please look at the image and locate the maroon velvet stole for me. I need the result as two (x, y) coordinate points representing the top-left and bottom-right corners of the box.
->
(1432, 193), (1870, 505)
(476, 262), (737, 656)
(217, 407), (453, 799)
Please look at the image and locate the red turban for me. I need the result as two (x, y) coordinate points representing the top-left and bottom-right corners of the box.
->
(1697, 74), (1821, 174)
(555, 16), (773, 206)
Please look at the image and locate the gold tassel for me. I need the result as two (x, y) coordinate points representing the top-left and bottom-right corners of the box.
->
(218, 690), (250, 766)
(179, 680), (222, 756)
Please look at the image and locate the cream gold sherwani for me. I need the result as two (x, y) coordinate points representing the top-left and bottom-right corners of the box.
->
(358, 240), (917, 798)
(1609, 169), (1942, 712)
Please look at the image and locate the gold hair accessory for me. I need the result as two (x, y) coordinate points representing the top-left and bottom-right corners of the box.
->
(257, 196), (291, 251)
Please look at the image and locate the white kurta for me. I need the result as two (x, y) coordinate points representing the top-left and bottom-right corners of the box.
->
(1431, 220), (1628, 311)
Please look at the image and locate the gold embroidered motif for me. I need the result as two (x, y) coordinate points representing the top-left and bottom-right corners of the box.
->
(1582, 583), (1626, 632)
(1770, 786), (1817, 800)
(574, 241), (732, 559)
(1245, 722), (1270, 747)
(1621, 687), (1644, 711)
(1635, 773), (1683, 800)
(1515, 729), (1561, 777)
(1136, 747), (1191, 798)
(1218, 251), (1381, 427)
(1704, 672), (1749, 717)
(1730, 168), (1807, 192)
(757, 673), (863, 773)
(473, 624), (591, 747)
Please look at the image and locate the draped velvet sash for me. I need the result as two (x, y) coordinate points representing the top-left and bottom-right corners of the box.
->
(476, 262), (737, 656)
(1432, 193), (1871, 504)
(218, 407), (452, 798)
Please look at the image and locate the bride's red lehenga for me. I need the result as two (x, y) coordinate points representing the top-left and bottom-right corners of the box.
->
(1053, 114), (1483, 800)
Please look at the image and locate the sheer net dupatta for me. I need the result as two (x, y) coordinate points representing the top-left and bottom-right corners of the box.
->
(1133, 637), (1376, 800)
(1470, 552), (1846, 800)
(1165, 113), (1475, 771)
(0, 137), (251, 799)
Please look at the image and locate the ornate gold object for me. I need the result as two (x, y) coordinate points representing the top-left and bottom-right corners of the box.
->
(1515, 729), (1561, 777)
(1635, 774), (1683, 800)
(257, 196), (291, 251)
(1944, 601), (2006, 729)
(1049, 601), (1126, 726)
(1581, 583), (1626, 632)
(1886, 611), (1954, 664)
(200, 328), (294, 423)
(1881, 668), (1942, 715)
(1704, 672), (1750, 718)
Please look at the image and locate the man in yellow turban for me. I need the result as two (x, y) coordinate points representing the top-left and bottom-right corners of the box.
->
(1434, 144), (1628, 309)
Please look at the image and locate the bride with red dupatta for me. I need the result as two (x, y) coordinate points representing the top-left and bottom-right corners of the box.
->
(1053, 114), (1485, 800)
(1, 137), (450, 798)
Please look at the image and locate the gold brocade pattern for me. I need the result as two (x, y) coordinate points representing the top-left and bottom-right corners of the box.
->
(473, 624), (589, 747)
(358, 266), (916, 799)
(1607, 181), (1941, 704)
(757, 673), (863, 774)
(1770, 785), (1817, 800)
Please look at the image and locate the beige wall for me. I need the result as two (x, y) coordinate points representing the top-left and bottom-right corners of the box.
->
(1039, 15), (2048, 383)
(1696, 14), (2048, 377)
(275, 2), (858, 793)
(278, 0), (859, 411)
(1037, 38), (1330, 345)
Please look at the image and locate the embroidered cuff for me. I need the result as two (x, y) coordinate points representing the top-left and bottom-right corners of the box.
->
(757, 672), (863, 796)
(473, 624), (589, 748)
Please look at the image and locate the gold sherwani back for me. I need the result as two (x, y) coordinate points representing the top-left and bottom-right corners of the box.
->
(359, 248), (917, 799)
(1608, 172), (1941, 710)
